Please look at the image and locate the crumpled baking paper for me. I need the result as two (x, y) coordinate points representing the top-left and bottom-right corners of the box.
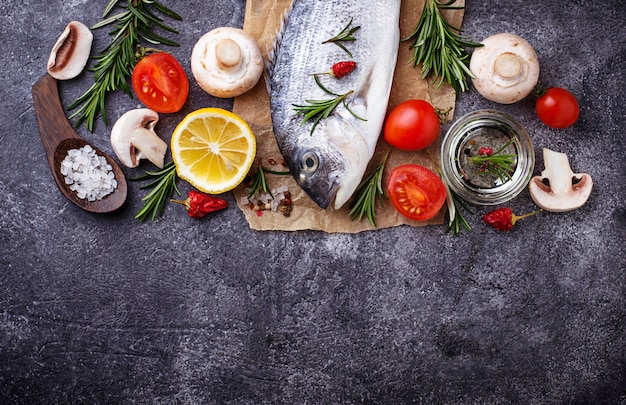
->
(232, 0), (466, 233)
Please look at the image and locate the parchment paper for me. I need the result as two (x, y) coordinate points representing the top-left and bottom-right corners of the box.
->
(232, 0), (466, 233)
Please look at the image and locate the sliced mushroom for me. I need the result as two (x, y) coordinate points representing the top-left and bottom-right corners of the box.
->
(110, 109), (167, 169)
(469, 33), (539, 104)
(191, 27), (264, 98)
(529, 148), (593, 212)
(47, 21), (93, 80)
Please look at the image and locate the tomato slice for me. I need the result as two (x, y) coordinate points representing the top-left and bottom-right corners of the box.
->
(132, 52), (189, 113)
(387, 164), (447, 221)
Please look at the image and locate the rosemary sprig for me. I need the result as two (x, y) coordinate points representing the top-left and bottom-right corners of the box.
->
(404, 0), (482, 93)
(322, 17), (360, 58)
(247, 166), (291, 199)
(426, 149), (472, 236)
(68, 0), (182, 131)
(293, 75), (365, 135)
(444, 185), (473, 236)
(348, 152), (389, 227)
(130, 160), (180, 222)
(468, 138), (517, 183)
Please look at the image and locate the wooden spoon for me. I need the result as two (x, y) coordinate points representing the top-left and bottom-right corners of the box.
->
(32, 74), (127, 213)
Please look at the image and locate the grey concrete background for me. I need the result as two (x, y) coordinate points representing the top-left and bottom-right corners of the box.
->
(1, 0), (624, 403)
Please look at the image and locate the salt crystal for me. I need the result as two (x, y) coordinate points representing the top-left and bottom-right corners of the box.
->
(61, 145), (118, 200)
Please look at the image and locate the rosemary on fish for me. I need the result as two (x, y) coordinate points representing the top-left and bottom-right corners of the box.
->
(68, 0), (182, 131)
(293, 74), (366, 135)
(322, 17), (361, 58)
(404, 0), (482, 92)
(348, 152), (388, 227)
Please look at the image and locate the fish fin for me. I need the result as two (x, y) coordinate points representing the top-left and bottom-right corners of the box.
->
(264, 0), (296, 94)
(343, 66), (375, 118)
(353, 66), (375, 106)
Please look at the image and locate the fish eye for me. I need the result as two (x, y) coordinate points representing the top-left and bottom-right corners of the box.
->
(300, 151), (319, 173)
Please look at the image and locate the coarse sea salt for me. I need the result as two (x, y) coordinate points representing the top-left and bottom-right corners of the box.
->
(60, 145), (117, 201)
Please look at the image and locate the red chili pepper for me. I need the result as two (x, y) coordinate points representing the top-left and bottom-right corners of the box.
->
(171, 190), (228, 219)
(331, 61), (357, 78)
(483, 207), (542, 232)
(478, 146), (493, 156)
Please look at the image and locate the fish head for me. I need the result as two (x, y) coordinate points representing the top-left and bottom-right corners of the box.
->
(286, 115), (371, 210)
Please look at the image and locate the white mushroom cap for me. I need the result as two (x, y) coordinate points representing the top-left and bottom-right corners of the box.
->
(47, 21), (93, 80)
(110, 109), (167, 169)
(469, 33), (539, 104)
(191, 27), (264, 98)
(529, 148), (593, 212)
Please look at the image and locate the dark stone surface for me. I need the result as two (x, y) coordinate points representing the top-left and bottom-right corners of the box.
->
(1, 0), (624, 403)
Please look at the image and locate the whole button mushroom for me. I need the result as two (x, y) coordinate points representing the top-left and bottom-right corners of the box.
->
(469, 33), (539, 104)
(191, 27), (264, 98)
(47, 21), (93, 80)
(191, 27), (263, 98)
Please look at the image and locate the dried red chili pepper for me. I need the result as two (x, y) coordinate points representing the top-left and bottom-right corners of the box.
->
(483, 207), (542, 231)
(331, 61), (357, 78)
(315, 61), (357, 79)
(171, 190), (228, 219)
(478, 146), (493, 156)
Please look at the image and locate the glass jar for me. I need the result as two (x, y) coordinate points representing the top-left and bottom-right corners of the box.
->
(440, 110), (535, 205)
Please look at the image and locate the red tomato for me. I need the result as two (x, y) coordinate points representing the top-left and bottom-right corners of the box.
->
(535, 87), (580, 128)
(132, 52), (189, 113)
(387, 164), (447, 221)
(383, 100), (440, 151)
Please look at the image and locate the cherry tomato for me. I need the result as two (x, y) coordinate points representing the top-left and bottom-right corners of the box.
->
(387, 164), (447, 221)
(535, 87), (580, 128)
(132, 52), (189, 113)
(383, 100), (440, 151)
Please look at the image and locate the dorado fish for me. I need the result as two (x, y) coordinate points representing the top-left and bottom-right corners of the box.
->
(266, 0), (401, 209)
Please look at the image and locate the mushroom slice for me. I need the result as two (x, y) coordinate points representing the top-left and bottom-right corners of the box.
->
(191, 27), (264, 98)
(469, 33), (539, 104)
(110, 109), (167, 169)
(47, 21), (93, 80)
(529, 148), (593, 212)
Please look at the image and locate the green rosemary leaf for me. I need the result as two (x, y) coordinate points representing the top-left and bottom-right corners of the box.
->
(131, 161), (180, 222)
(152, 0), (183, 20)
(444, 186), (472, 236)
(405, 0), (482, 93)
(247, 166), (291, 199)
(349, 152), (389, 227)
(101, 0), (119, 18)
(322, 17), (360, 58)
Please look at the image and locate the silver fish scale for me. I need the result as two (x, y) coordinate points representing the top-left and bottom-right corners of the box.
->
(268, 0), (401, 209)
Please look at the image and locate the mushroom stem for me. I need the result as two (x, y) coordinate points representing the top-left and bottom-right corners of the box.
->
(494, 52), (522, 79)
(215, 38), (243, 70)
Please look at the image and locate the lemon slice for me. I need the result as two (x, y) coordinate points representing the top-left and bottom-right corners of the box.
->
(171, 108), (256, 194)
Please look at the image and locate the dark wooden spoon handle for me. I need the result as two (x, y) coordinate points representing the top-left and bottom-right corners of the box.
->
(32, 74), (80, 165)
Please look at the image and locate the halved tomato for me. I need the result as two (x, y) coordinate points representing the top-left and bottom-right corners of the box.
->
(387, 164), (447, 221)
(132, 52), (189, 113)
